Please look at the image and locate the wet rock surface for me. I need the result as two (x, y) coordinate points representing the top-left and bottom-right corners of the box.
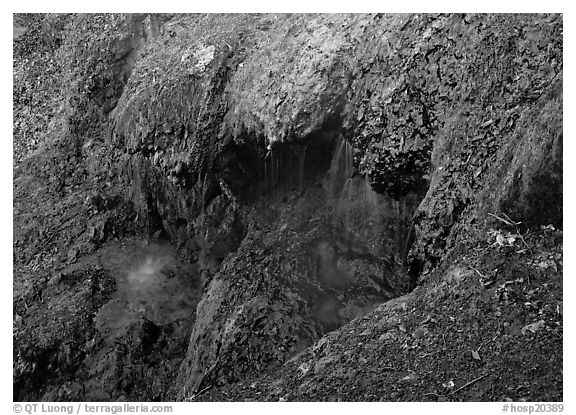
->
(14, 239), (201, 401)
(175, 161), (415, 397)
(13, 13), (562, 402)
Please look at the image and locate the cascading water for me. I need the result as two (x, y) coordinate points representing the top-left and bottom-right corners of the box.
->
(319, 136), (424, 294)
(324, 137), (385, 257)
(298, 144), (307, 194)
(326, 138), (354, 200)
(245, 135), (422, 332)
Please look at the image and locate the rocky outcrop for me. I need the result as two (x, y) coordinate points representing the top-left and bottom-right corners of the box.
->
(401, 14), (563, 277)
(103, 15), (420, 397)
(14, 266), (116, 400)
(200, 224), (563, 401)
(13, 13), (562, 402)
(173, 13), (562, 397)
(13, 14), (70, 165)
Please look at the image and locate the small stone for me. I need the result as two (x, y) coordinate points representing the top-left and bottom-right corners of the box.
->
(67, 246), (80, 264)
(442, 380), (455, 389)
(85, 338), (96, 352)
(521, 319), (546, 336)
(399, 373), (419, 384)
(48, 272), (62, 286)
(412, 326), (429, 339)
(379, 332), (394, 341)
(360, 328), (372, 336)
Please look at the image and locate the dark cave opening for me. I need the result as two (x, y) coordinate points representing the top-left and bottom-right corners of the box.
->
(215, 125), (431, 334)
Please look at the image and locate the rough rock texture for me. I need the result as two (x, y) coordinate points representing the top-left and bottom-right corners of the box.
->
(14, 13), (562, 402)
(202, 226), (563, 401)
(400, 14), (563, 278)
(14, 266), (116, 400)
(13, 14), (193, 401)
(110, 15), (281, 270)
(174, 173), (404, 398)
(13, 14), (70, 166)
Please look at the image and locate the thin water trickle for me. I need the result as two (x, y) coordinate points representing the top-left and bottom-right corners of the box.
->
(325, 137), (382, 248)
(261, 145), (283, 197)
(247, 136), (424, 331)
(201, 171), (208, 212)
(271, 147), (275, 195)
(263, 149), (268, 194)
(326, 138), (354, 199)
(298, 144), (307, 193)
